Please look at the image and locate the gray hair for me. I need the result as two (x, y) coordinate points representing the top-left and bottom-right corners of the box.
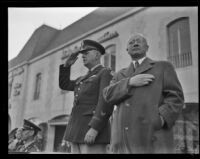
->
(127, 33), (148, 45)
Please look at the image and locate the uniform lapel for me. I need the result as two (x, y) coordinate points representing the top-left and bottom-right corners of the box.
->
(80, 65), (103, 82)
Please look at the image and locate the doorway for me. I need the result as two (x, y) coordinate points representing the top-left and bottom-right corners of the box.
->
(53, 125), (66, 152)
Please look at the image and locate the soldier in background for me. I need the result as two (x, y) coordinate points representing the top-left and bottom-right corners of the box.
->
(16, 119), (41, 153)
(8, 128), (23, 152)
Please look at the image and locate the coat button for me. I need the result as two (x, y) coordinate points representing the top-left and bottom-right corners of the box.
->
(78, 88), (80, 91)
(125, 103), (130, 107)
(125, 127), (128, 130)
(93, 110), (95, 114)
(80, 82), (83, 85)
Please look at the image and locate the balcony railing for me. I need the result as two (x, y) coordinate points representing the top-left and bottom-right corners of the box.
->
(167, 52), (192, 68)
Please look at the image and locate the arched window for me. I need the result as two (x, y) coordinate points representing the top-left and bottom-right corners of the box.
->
(104, 44), (116, 72)
(34, 73), (42, 100)
(167, 17), (192, 68)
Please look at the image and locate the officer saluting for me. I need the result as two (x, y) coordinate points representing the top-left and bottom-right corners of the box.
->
(59, 39), (114, 153)
(8, 128), (23, 153)
(16, 119), (41, 153)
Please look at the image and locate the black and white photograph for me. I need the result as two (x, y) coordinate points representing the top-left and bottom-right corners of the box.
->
(8, 7), (198, 154)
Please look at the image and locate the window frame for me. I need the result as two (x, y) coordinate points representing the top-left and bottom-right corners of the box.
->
(33, 72), (42, 100)
(167, 17), (192, 68)
(103, 44), (116, 72)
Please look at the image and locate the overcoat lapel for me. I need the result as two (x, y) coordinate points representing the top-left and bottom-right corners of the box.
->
(133, 57), (155, 75)
(123, 62), (135, 77)
(121, 57), (155, 77)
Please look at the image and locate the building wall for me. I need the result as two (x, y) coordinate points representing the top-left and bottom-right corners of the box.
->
(9, 64), (29, 130)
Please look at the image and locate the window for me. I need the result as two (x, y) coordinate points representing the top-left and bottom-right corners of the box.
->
(104, 44), (116, 72)
(167, 17), (192, 68)
(34, 73), (42, 100)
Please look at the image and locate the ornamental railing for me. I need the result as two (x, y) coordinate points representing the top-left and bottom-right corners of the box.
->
(167, 52), (192, 68)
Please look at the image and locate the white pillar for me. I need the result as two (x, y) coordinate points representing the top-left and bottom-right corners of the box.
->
(45, 124), (55, 152)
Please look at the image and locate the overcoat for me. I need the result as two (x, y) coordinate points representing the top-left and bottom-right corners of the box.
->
(103, 57), (184, 153)
(59, 64), (113, 144)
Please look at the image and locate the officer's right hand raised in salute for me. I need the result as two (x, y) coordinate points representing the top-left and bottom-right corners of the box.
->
(64, 51), (80, 67)
(59, 39), (114, 154)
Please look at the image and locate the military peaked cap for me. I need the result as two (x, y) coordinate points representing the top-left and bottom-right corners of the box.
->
(79, 39), (105, 55)
(23, 119), (41, 132)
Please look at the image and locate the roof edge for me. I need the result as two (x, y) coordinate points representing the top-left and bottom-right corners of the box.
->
(9, 7), (147, 71)
(29, 7), (146, 64)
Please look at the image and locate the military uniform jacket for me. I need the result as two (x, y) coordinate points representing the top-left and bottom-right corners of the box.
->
(59, 64), (113, 144)
(8, 139), (23, 152)
(103, 57), (184, 153)
(16, 140), (40, 153)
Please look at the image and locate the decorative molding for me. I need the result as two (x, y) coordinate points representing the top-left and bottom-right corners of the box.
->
(13, 83), (22, 96)
(12, 67), (24, 77)
(13, 89), (20, 96)
(14, 83), (22, 89)
(97, 31), (119, 43)
(61, 48), (70, 60)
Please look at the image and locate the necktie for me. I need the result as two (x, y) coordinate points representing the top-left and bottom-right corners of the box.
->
(135, 61), (139, 69)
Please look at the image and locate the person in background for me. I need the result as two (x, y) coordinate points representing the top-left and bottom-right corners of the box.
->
(103, 33), (184, 153)
(16, 119), (41, 153)
(8, 128), (23, 152)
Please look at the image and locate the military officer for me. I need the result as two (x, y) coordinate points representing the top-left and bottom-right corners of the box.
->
(8, 128), (23, 152)
(59, 39), (114, 153)
(16, 119), (41, 153)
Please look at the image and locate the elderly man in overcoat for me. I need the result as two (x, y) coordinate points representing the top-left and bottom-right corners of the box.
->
(103, 33), (184, 153)
(59, 40), (113, 153)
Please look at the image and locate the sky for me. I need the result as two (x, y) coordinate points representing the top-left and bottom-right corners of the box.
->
(8, 7), (98, 61)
